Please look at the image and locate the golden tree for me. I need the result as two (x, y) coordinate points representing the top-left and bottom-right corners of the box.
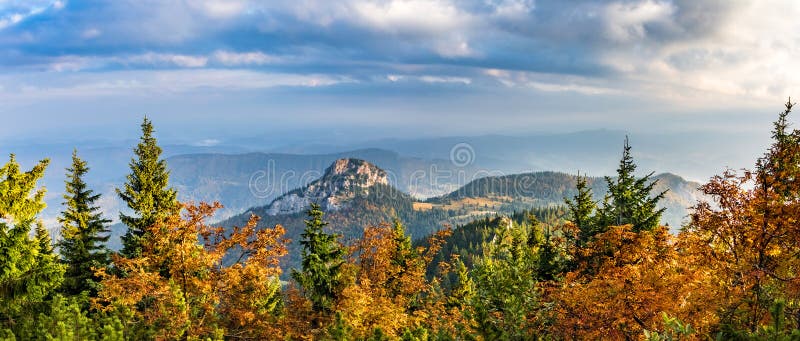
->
(553, 225), (716, 339)
(95, 202), (287, 340)
(683, 99), (800, 334)
(332, 221), (453, 338)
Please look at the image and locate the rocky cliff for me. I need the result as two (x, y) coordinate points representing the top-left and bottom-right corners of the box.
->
(265, 158), (390, 215)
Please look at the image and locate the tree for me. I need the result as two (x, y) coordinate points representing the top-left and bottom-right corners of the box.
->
(684, 99), (800, 334)
(57, 150), (111, 296)
(0, 154), (64, 325)
(597, 137), (666, 232)
(117, 117), (179, 258)
(95, 202), (287, 339)
(292, 203), (347, 315)
(469, 217), (544, 339)
(565, 174), (598, 246)
(554, 225), (715, 339)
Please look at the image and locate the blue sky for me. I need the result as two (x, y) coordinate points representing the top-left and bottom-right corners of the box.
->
(0, 0), (798, 148)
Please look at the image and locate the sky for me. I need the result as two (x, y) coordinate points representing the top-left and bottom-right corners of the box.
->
(0, 0), (798, 155)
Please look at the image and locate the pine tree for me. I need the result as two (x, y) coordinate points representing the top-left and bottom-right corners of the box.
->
(57, 150), (111, 296)
(0, 154), (64, 322)
(388, 219), (417, 297)
(470, 217), (542, 338)
(292, 203), (346, 314)
(597, 137), (666, 232)
(117, 118), (179, 258)
(565, 174), (598, 245)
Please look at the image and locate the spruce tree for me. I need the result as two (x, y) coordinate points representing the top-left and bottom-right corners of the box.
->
(117, 118), (179, 258)
(292, 203), (346, 314)
(565, 174), (598, 245)
(0, 154), (64, 321)
(597, 137), (666, 232)
(57, 150), (111, 296)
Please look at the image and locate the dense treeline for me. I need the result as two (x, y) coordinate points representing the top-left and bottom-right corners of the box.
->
(3, 101), (800, 339)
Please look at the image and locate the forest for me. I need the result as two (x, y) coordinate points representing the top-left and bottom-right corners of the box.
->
(3, 100), (800, 340)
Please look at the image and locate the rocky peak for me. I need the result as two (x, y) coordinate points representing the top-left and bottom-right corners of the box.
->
(265, 158), (391, 215)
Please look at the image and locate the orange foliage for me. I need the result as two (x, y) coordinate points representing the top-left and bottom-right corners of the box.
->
(553, 225), (717, 339)
(94, 202), (288, 340)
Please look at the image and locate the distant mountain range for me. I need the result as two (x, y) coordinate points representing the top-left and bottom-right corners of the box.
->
(10, 130), (719, 251)
(217, 158), (703, 271)
(167, 148), (483, 220)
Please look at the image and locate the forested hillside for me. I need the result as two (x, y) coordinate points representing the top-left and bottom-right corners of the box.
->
(428, 170), (702, 228)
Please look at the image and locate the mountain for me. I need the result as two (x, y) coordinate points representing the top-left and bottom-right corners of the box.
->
(264, 158), (391, 215)
(426, 171), (703, 229)
(221, 158), (455, 270)
(167, 148), (481, 221)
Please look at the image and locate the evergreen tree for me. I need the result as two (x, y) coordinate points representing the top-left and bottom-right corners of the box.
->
(117, 118), (179, 258)
(292, 203), (347, 314)
(597, 137), (666, 232)
(57, 150), (111, 296)
(565, 174), (598, 245)
(388, 219), (417, 298)
(0, 154), (64, 323)
(470, 217), (542, 338)
(447, 258), (474, 309)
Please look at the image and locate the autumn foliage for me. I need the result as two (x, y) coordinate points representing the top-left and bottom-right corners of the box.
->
(94, 202), (287, 339)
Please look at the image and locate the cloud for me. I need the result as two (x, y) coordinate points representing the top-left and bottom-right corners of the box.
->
(125, 53), (209, 68)
(0, 0), (797, 111)
(603, 0), (677, 42)
(193, 138), (221, 147)
(0, 69), (354, 102)
(212, 50), (279, 66)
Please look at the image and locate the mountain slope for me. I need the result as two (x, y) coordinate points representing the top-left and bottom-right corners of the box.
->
(426, 171), (703, 228)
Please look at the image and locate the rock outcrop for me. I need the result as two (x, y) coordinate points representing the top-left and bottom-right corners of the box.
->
(265, 158), (390, 215)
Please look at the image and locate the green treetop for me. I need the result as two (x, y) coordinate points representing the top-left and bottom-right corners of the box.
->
(0, 154), (64, 321)
(597, 137), (666, 232)
(292, 203), (347, 314)
(57, 150), (111, 296)
(117, 117), (179, 258)
(565, 174), (598, 245)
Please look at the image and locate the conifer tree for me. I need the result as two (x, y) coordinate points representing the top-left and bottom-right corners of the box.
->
(292, 203), (346, 314)
(117, 117), (179, 258)
(471, 217), (542, 338)
(388, 219), (417, 297)
(57, 150), (111, 296)
(597, 137), (666, 232)
(0, 154), (64, 321)
(565, 174), (598, 245)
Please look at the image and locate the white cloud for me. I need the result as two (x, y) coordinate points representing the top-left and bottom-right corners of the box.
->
(419, 75), (471, 85)
(212, 50), (279, 66)
(188, 0), (248, 19)
(81, 28), (101, 39)
(194, 138), (221, 147)
(603, 0), (676, 42)
(0, 69), (354, 101)
(352, 0), (470, 34)
(0, 12), (23, 29)
(596, 1), (800, 106)
(125, 53), (209, 68)
(384, 74), (471, 85)
(488, 0), (535, 20)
